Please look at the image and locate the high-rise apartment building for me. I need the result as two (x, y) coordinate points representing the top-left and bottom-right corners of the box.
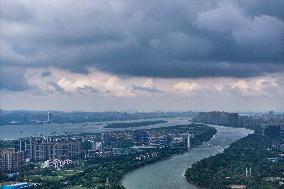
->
(228, 113), (239, 127)
(0, 149), (25, 173)
(16, 138), (82, 161)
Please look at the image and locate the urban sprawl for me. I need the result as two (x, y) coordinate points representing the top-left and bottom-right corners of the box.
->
(0, 111), (283, 189)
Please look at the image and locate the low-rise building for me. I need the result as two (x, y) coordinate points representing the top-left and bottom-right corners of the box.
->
(41, 159), (72, 169)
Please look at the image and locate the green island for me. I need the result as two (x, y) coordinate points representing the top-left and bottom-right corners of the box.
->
(104, 120), (167, 128)
(0, 124), (216, 189)
(185, 129), (284, 189)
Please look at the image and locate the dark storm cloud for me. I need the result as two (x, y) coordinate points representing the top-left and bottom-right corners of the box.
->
(1, 0), (284, 91)
(0, 0), (33, 22)
(0, 67), (33, 91)
(98, 61), (283, 78)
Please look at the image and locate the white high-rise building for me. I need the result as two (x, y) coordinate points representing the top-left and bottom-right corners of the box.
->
(47, 112), (52, 123)
(187, 134), (191, 149)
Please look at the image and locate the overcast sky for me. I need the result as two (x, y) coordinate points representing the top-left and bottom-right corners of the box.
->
(0, 0), (284, 112)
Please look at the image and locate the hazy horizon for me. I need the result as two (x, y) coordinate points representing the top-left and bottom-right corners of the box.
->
(0, 109), (282, 114)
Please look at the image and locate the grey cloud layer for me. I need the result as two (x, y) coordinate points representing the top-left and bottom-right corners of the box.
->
(1, 0), (284, 91)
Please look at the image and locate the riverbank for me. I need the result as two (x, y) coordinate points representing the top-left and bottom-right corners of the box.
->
(185, 133), (284, 188)
(122, 125), (252, 189)
(0, 123), (216, 189)
(73, 124), (217, 189)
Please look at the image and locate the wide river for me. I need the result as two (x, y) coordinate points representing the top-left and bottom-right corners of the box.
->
(0, 118), (253, 189)
(122, 125), (253, 189)
(0, 117), (191, 140)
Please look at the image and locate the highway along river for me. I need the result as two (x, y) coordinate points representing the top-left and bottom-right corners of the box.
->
(122, 125), (253, 189)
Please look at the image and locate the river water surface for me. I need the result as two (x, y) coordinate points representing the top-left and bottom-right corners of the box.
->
(0, 118), (253, 188)
(0, 117), (191, 140)
(122, 125), (253, 189)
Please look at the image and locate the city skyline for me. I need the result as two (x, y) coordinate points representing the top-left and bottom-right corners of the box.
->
(1, 0), (284, 111)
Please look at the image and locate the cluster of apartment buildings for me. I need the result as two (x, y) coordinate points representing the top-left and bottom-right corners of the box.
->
(15, 137), (82, 161)
(0, 136), (107, 173)
(241, 112), (284, 127)
(194, 111), (239, 127)
(194, 111), (284, 129)
(0, 137), (84, 173)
